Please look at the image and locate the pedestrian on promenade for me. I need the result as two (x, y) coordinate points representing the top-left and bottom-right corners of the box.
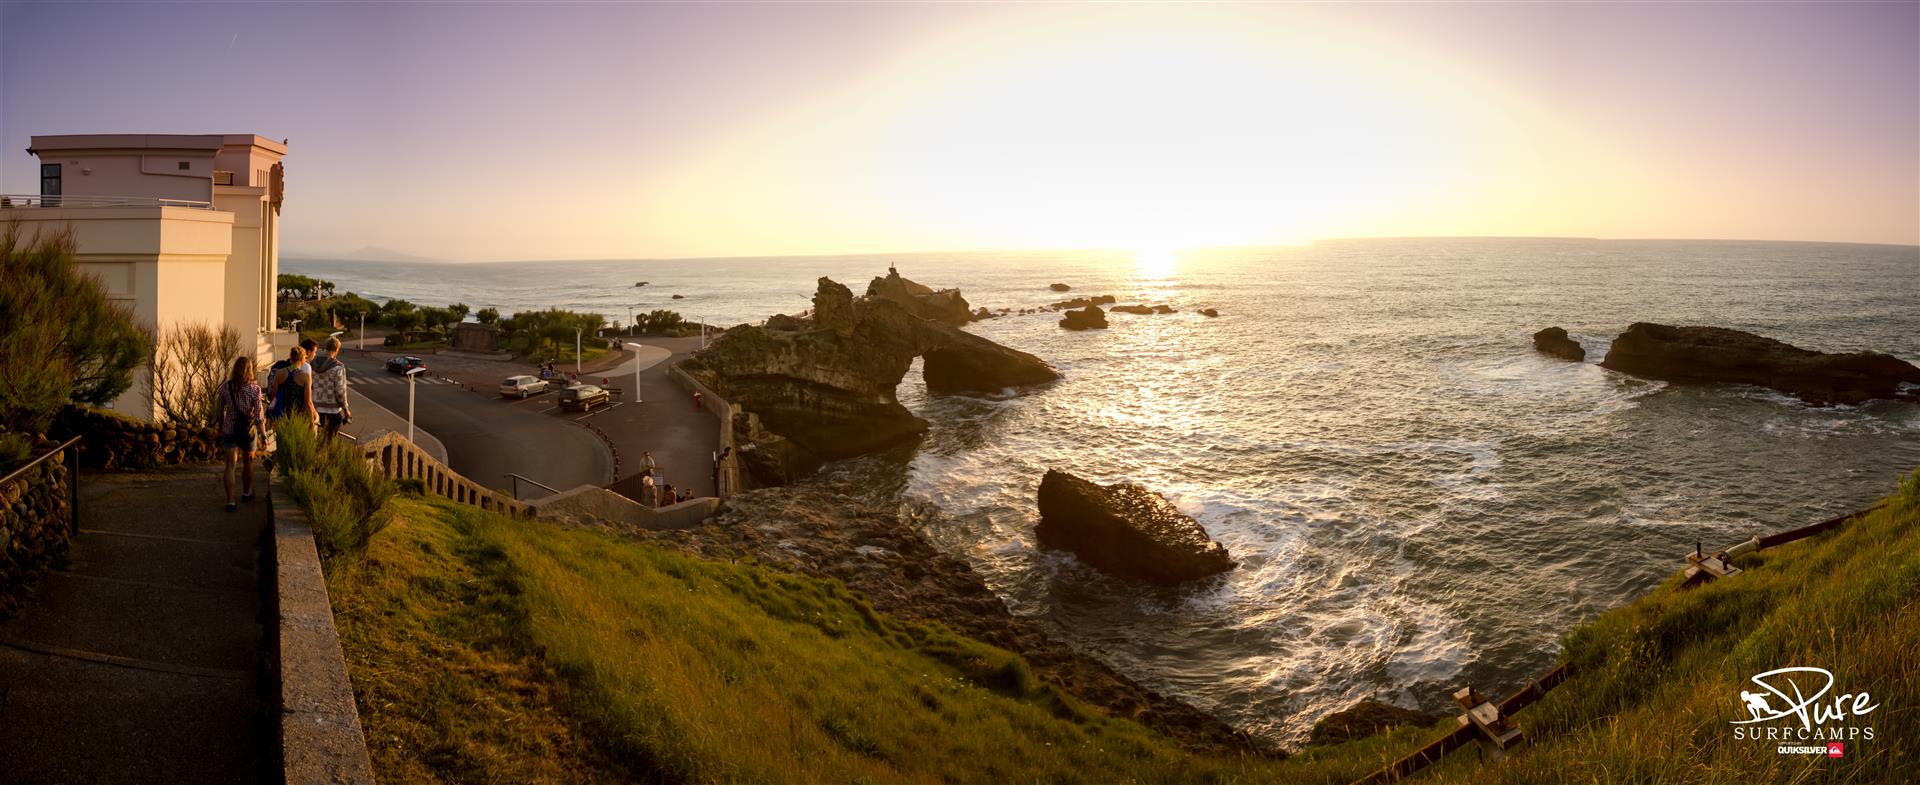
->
(214, 356), (268, 513)
(311, 337), (353, 441)
(268, 345), (317, 428)
(693, 391), (703, 410)
(641, 450), (658, 476)
(641, 474), (658, 507)
(660, 483), (676, 508)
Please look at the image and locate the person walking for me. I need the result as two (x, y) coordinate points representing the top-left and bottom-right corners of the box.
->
(641, 473), (658, 507)
(311, 337), (353, 441)
(268, 345), (317, 428)
(641, 450), (658, 476)
(214, 356), (268, 512)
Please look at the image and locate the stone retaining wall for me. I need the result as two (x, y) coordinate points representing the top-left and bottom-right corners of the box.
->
(55, 405), (219, 469)
(268, 471), (377, 784)
(0, 442), (76, 616)
(667, 360), (743, 497)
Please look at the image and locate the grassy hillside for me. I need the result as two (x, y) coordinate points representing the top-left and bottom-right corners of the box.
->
(324, 495), (1422, 784)
(1412, 469), (1920, 785)
(320, 468), (1918, 784)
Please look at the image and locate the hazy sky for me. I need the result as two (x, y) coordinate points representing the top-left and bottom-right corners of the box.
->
(2, 1), (1915, 260)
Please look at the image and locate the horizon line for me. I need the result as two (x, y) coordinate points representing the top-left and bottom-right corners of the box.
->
(283, 234), (1920, 265)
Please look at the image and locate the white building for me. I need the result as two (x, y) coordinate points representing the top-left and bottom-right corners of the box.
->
(3, 133), (291, 419)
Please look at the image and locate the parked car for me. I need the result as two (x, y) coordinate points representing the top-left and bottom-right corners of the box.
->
(385, 355), (427, 374)
(557, 384), (611, 412)
(500, 375), (549, 399)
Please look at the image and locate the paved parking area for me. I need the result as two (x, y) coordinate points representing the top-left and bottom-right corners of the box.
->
(345, 338), (722, 500)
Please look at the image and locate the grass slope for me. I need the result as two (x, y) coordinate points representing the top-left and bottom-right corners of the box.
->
(323, 469), (1919, 784)
(327, 496), (1415, 784)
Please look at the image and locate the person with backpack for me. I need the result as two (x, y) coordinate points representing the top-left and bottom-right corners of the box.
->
(214, 356), (269, 512)
(267, 345), (317, 427)
(311, 337), (353, 441)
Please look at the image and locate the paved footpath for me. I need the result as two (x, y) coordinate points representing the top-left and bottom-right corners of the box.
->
(0, 466), (268, 784)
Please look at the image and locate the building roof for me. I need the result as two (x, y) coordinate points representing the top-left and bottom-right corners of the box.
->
(27, 134), (288, 156)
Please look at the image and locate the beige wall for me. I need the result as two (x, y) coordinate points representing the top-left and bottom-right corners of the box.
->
(2, 207), (234, 418)
(35, 151), (217, 202)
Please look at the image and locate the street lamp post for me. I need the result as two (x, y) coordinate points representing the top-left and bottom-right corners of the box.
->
(574, 327), (583, 374)
(627, 306), (635, 336)
(359, 314), (366, 350)
(405, 366), (426, 441)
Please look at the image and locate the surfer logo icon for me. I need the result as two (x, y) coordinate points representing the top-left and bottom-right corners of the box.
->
(1741, 690), (1773, 721)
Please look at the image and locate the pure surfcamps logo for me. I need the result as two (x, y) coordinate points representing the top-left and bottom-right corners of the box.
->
(1729, 667), (1877, 756)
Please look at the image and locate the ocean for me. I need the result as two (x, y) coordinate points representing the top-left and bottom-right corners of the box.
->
(288, 238), (1920, 746)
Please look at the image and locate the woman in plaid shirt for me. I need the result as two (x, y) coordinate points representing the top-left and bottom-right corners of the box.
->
(215, 356), (269, 512)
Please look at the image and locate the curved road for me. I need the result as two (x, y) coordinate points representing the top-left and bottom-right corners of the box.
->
(347, 366), (611, 499)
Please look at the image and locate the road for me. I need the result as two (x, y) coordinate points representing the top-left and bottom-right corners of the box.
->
(347, 366), (612, 500)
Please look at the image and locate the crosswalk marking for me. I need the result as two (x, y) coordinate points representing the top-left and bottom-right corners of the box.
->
(348, 374), (450, 385)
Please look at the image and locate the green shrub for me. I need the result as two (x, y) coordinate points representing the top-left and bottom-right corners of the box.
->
(0, 223), (149, 434)
(0, 432), (33, 473)
(277, 422), (395, 556)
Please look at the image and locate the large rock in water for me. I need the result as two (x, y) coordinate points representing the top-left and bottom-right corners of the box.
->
(1600, 322), (1920, 405)
(1035, 470), (1235, 584)
(679, 275), (1059, 486)
(1532, 326), (1585, 361)
(868, 268), (973, 326)
(1059, 305), (1108, 331)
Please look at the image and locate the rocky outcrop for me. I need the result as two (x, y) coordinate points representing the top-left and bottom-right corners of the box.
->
(1532, 327), (1585, 362)
(1050, 283), (1072, 292)
(1108, 304), (1178, 315)
(868, 268), (972, 326)
(1049, 295), (1116, 310)
(680, 275), (1059, 486)
(1035, 470), (1235, 584)
(1059, 305), (1108, 331)
(1600, 323), (1920, 405)
(1308, 700), (1444, 746)
(620, 484), (1266, 755)
(1198, 308), (1220, 318)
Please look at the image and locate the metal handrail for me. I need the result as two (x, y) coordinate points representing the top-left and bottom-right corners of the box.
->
(0, 435), (84, 536)
(505, 473), (560, 500)
(0, 194), (213, 210)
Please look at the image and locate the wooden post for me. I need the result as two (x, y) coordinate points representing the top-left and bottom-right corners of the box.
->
(1454, 686), (1526, 762)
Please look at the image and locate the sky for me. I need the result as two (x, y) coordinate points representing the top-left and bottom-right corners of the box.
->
(1, 1), (1915, 261)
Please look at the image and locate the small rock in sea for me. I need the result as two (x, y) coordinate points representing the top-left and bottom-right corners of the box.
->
(672, 294), (685, 299)
(1108, 304), (1154, 315)
(1532, 326), (1585, 362)
(1152, 304), (1176, 314)
(1058, 305), (1108, 331)
(1035, 469), (1234, 584)
(1050, 283), (1072, 292)
(1198, 308), (1220, 318)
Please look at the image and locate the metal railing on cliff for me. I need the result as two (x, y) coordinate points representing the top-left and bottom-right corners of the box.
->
(1347, 501), (1884, 784)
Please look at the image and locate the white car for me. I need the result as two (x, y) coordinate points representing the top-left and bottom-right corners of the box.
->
(500, 375), (550, 399)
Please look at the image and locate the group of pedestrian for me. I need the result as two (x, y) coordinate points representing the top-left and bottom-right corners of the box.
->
(213, 337), (354, 512)
(635, 449), (694, 508)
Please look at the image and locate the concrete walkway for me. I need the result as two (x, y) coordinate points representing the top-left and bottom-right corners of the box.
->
(0, 466), (268, 784)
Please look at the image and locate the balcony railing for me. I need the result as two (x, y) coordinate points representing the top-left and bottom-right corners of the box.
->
(0, 194), (214, 210)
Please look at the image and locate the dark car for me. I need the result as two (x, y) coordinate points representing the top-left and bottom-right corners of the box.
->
(557, 384), (611, 412)
(385, 355), (426, 374)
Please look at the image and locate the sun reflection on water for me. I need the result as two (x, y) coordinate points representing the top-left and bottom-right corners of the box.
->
(1133, 247), (1181, 280)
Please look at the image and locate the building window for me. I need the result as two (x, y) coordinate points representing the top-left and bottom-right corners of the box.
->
(177, 161), (191, 171)
(40, 163), (60, 196)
